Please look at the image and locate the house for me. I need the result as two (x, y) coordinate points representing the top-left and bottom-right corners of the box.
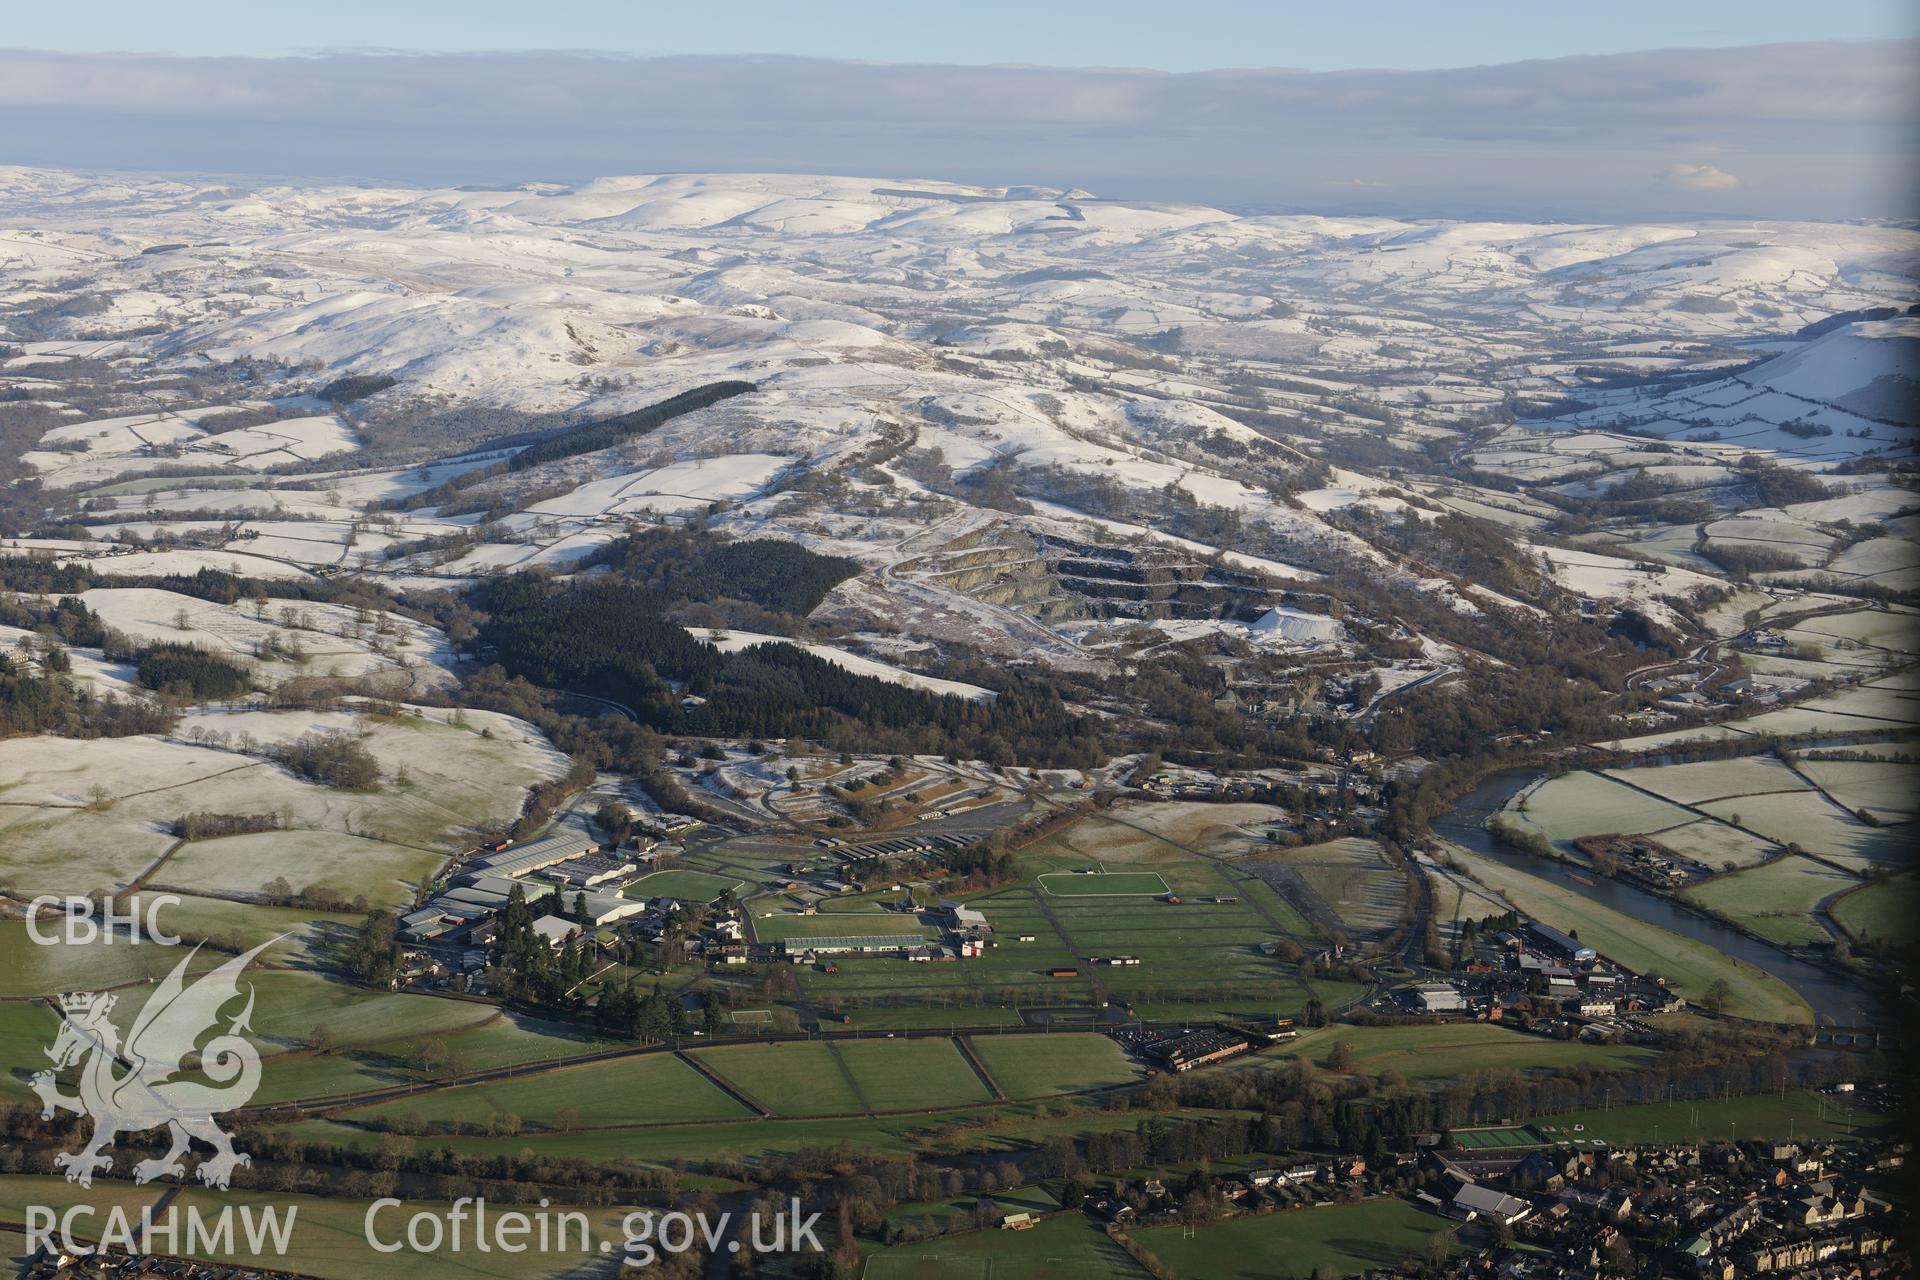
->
(1789, 1187), (1867, 1226)
(999, 1211), (1035, 1231)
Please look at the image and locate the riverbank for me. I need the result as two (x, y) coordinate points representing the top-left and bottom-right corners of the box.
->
(1429, 769), (1878, 1026)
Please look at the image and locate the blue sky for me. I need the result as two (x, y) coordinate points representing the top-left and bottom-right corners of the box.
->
(9, 0), (1913, 71)
(1, 5), (1914, 219)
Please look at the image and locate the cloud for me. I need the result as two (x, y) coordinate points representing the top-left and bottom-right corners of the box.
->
(0, 41), (1911, 218)
(1661, 162), (1740, 192)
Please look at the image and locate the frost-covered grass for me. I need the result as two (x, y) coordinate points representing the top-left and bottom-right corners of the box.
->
(1796, 759), (1917, 824)
(154, 830), (446, 909)
(1645, 818), (1779, 870)
(0, 706), (565, 895)
(1694, 791), (1904, 869)
(78, 587), (455, 684)
(1603, 757), (1809, 806)
(1505, 771), (1695, 845)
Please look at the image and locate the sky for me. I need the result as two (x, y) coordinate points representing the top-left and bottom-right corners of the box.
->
(1, 2), (1915, 220)
(6, 0), (1912, 72)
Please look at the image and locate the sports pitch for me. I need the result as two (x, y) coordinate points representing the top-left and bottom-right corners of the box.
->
(1453, 1126), (1543, 1149)
(1037, 870), (1170, 897)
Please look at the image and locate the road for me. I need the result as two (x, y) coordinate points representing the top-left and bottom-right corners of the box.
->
(1620, 597), (1884, 694)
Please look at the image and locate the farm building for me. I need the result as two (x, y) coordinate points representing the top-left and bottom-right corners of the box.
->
(537, 854), (636, 888)
(399, 907), (456, 941)
(784, 934), (926, 957)
(569, 892), (649, 926)
(1526, 922), (1598, 963)
(531, 916), (582, 948)
(1146, 1029), (1251, 1072)
(941, 901), (990, 931)
(471, 831), (600, 879)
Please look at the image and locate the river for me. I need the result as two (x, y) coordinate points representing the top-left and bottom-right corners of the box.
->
(1430, 769), (1881, 1026)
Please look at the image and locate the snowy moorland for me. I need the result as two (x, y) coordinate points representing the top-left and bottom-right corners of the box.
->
(1, 166), (1914, 720)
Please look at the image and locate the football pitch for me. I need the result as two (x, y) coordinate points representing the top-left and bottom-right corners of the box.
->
(1037, 870), (1170, 897)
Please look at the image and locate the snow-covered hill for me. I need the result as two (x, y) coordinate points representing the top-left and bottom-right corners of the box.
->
(1541, 315), (1918, 461)
(2, 167), (1914, 680)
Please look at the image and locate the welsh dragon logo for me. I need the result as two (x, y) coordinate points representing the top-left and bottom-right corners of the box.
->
(32, 940), (272, 1189)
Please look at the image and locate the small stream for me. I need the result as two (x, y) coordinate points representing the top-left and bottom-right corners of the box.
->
(1430, 768), (1881, 1026)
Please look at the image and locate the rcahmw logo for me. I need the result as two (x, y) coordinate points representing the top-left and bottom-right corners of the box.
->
(27, 1201), (296, 1261)
(26, 893), (182, 946)
(33, 937), (274, 1190)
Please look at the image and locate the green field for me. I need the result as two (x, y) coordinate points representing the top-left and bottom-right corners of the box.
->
(249, 1006), (621, 1106)
(692, 1041), (865, 1115)
(277, 1102), (1249, 1166)
(1683, 856), (1858, 947)
(1283, 1022), (1657, 1080)
(1530, 1090), (1879, 1145)
(1445, 845), (1811, 1024)
(882, 1185), (1059, 1232)
(1135, 1197), (1453, 1280)
(0, 999), (61, 1101)
(0, 921), (222, 997)
(220, 973), (499, 1054)
(834, 1038), (996, 1111)
(1830, 875), (1911, 944)
(622, 868), (748, 902)
(864, 1210), (1142, 1278)
(967, 1034), (1143, 1099)
(346, 1050), (752, 1130)
(1038, 871), (1171, 897)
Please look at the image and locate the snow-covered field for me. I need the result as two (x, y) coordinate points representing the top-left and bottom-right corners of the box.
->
(687, 627), (995, 702)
